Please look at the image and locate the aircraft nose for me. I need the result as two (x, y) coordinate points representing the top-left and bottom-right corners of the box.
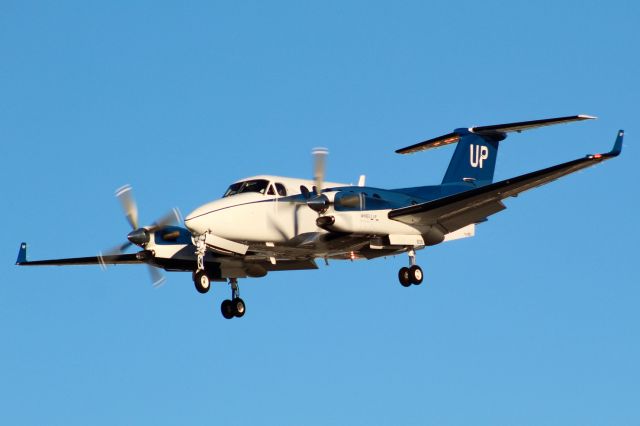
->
(184, 207), (209, 235)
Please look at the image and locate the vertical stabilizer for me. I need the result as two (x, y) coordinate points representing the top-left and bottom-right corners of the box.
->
(441, 129), (503, 186)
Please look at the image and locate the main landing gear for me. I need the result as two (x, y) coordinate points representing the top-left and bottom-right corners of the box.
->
(220, 278), (245, 319)
(398, 248), (423, 287)
(191, 272), (246, 319)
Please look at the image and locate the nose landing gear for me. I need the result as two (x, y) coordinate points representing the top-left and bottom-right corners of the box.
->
(192, 233), (210, 294)
(398, 248), (423, 287)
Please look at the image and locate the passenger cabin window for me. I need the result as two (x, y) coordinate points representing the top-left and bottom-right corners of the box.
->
(334, 191), (363, 211)
(223, 179), (270, 197)
(275, 183), (287, 196)
(334, 191), (391, 210)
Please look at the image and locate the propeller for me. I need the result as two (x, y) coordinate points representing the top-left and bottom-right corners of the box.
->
(100, 184), (180, 287)
(313, 147), (328, 195)
(291, 148), (366, 224)
(115, 184), (139, 229)
(304, 148), (331, 213)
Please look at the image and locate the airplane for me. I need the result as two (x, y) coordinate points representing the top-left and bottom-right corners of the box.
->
(16, 115), (624, 319)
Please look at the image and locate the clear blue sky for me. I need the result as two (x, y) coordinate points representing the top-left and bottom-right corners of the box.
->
(1, 1), (638, 425)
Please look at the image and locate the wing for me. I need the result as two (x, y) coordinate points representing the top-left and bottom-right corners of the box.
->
(389, 130), (623, 232)
(15, 242), (143, 266)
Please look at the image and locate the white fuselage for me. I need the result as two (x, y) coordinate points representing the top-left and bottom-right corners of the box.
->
(183, 175), (423, 245)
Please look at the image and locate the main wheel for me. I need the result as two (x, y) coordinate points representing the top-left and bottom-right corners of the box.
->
(221, 299), (234, 319)
(232, 298), (246, 318)
(194, 270), (211, 294)
(409, 265), (423, 285)
(398, 267), (411, 287)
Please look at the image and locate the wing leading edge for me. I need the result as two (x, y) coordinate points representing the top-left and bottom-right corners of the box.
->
(389, 130), (624, 232)
(15, 242), (142, 266)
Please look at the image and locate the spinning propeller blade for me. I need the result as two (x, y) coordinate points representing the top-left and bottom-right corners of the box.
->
(286, 148), (331, 214)
(148, 208), (181, 232)
(115, 184), (139, 230)
(148, 265), (166, 288)
(313, 147), (328, 194)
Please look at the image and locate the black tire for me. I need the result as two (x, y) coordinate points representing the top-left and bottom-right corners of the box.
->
(409, 265), (423, 285)
(398, 267), (411, 287)
(194, 270), (211, 294)
(232, 298), (246, 318)
(221, 299), (234, 319)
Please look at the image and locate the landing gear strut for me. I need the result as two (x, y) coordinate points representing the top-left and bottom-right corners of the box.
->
(192, 234), (211, 294)
(398, 248), (423, 287)
(221, 278), (245, 319)
(195, 234), (206, 272)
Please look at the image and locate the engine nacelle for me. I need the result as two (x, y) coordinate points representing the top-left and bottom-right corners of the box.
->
(421, 226), (445, 246)
(317, 213), (445, 246)
(316, 214), (377, 234)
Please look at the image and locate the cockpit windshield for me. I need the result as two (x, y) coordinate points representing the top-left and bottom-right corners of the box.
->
(223, 179), (270, 197)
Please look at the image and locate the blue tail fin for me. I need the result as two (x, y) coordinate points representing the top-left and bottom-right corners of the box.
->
(441, 129), (504, 186)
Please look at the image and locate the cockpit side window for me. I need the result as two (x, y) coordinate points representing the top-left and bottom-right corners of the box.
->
(275, 183), (287, 196)
(223, 179), (270, 197)
(223, 182), (243, 197)
(241, 179), (269, 194)
(267, 184), (275, 195)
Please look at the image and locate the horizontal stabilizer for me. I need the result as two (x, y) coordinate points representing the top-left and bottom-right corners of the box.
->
(396, 132), (460, 154)
(471, 114), (596, 135)
(396, 114), (596, 154)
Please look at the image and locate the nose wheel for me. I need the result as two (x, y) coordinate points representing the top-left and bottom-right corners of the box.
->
(193, 270), (211, 294)
(221, 278), (246, 319)
(398, 248), (423, 286)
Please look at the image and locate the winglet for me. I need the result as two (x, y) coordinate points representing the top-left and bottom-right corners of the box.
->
(588, 130), (624, 160)
(16, 242), (28, 265)
(609, 129), (624, 156)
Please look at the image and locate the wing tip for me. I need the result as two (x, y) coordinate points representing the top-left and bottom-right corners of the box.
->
(578, 114), (598, 120)
(610, 129), (624, 156)
(588, 129), (624, 159)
